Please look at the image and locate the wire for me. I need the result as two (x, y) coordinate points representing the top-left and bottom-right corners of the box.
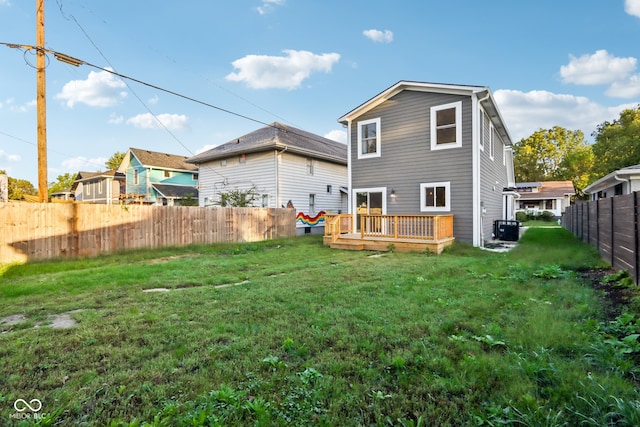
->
(0, 41), (346, 183)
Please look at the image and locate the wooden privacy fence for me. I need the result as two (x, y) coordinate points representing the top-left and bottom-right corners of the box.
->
(563, 192), (639, 284)
(0, 202), (296, 264)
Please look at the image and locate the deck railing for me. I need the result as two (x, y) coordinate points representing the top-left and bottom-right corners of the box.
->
(324, 214), (353, 243)
(360, 214), (453, 241)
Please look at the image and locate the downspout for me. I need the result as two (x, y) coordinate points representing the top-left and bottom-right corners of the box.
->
(474, 91), (491, 247)
(613, 173), (630, 194)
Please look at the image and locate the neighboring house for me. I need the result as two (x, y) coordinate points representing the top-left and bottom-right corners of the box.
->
(515, 180), (575, 218)
(186, 122), (348, 235)
(118, 148), (199, 206)
(338, 80), (516, 246)
(50, 190), (75, 202)
(584, 165), (640, 200)
(72, 170), (125, 204)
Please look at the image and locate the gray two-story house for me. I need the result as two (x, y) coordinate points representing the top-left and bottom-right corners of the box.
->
(338, 81), (516, 247)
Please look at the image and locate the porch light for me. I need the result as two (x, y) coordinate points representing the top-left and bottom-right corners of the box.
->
(390, 189), (396, 198)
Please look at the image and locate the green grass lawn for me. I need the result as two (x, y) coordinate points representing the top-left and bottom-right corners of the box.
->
(1, 229), (639, 426)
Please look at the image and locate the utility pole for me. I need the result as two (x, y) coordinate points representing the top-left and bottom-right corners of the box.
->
(36, 0), (48, 202)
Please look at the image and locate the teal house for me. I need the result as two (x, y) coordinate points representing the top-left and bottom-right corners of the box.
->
(118, 147), (199, 205)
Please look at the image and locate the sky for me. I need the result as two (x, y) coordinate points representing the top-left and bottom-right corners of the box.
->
(1, 0), (640, 186)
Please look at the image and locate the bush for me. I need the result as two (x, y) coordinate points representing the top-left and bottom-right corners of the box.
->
(515, 212), (528, 222)
(540, 211), (555, 221)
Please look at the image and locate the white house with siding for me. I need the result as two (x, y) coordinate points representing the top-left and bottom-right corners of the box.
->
(186, 122), (347, 235)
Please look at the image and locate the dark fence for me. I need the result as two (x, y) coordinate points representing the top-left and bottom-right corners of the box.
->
(563, 192), (639, 284)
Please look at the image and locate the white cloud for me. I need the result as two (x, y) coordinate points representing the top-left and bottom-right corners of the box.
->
(61, 156), (107, 172)
(2, 98), (36, 112)
(108, 113), (124, 125)
(0, 0), (10, 6)
(625, 0), (640, 18)
(606, 74), (640, 98)
(55, 69), (128, 108)
(257, 0), (284, 15)
(494, 89), (636, 141)
(324, 129), (347, 144)
(0, 150), (21, 163)
(126, 113), (189, 130)
(226, 50), (340, 90)
(560, 50), (637, 85)
(363, 29), (394, 43)
(148, 95), (159, 105)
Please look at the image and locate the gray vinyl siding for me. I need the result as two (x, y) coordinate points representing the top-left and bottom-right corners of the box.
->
(350, 90), (475, 243)
(480, 111), (510, 242)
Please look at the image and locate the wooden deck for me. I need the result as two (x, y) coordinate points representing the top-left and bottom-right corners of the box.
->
(324, 214), (454, 254)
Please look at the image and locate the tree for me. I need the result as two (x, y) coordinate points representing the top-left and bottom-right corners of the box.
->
(105, 151), (126, 170)
(181, 193), (199, 206)
(8, 176), (37, 200)
(513, 126), (593, 195)
(590, 105), (640, 180)
(48, 172), (77, 195)
(218, 186), (259, 207)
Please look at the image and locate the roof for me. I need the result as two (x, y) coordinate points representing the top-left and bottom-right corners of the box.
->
(517, 180), (576, 200)
(337, 80), (513, 146)
(125, 148), (198, 172)
(152, 184), (199, 199)
(72, 170), (124, 191)
(186, 122), (347, 165)
(75, 170), (125, 182)
(584, 164), (640, 194)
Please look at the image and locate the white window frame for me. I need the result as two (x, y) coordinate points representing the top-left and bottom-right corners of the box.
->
(430, 101), (462, 150)
(357, 118), (381, 159)
(306, 158), (314, 175)
(489, 124), (495, 161)
(420, 182), (451, 212)
(479, 109), (488, 152)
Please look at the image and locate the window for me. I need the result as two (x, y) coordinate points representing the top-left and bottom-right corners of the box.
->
(133, 169), (139, 185)
(326, 185), (332, 194)
(309, 194), (316, 214)
(261, 194), (269, 207)
(489, 127), (495, 160)
(420, 182), (451, 212)
(192, 173), (198, 181)
(306, 158), (314, 175)
(220, 159), (227, 167)
(479, 110), (488, 151)
(357, 118), (381, 159)
(164, 170), (171, 178)
(98, 180), (103, 193)
(431, 101), (462, 150)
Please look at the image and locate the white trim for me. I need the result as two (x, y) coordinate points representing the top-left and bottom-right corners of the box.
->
(430, 101), (462, 150)
(472, 94), (482, 246)
(489, 123), (495, 161)
(420, 182), (451, 212)
(479, 109), (485, 152)
(351, 187), (387, 231)
(357, 118), (381, 159)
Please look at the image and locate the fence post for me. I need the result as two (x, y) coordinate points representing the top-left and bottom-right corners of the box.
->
(633, 191), (640, 285)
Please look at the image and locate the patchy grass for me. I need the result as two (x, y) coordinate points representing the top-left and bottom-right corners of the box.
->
(0, 230), (639, 426)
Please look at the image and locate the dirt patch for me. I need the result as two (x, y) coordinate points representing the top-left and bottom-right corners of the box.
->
(1, 314), (27, 326)
(1, 310), (81, 332)
(579, 268), (638, 320)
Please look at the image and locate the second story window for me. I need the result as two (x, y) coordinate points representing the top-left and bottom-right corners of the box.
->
(306, 158), (314, 175)
(357, 118), (381, 159)
(431, 101), (462, 150)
